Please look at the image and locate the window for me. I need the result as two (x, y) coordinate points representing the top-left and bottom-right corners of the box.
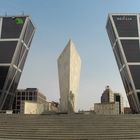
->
(23, 20), (34, 45)
(17, 101), (20, 105)
(13, 43), (25, 66)
(113, 15), (138, 37)
(106, 18), (116, 46)
(121, 40), (140, 62)
(1, 17), (25, 38)
(114, 41), (124, 67)
(17, 106), (20, 109)
(0, 41), (17, 63)
(17, 96), (20, 100)
(19, 50), (28, 70)
(115, 95), (120, 102)
(3, 94), (12, 110)
(137, 92), (140, 102)
(6, 67), (16, 90)
(29, 96), (32, 100)
(22, 96), (25, 100)
(0, 66), (9, 89)
(26, 96), (28, 100)
(29, 92), (32, 96)
(129, 65), (140, 89)
(9, 71), (21, 93)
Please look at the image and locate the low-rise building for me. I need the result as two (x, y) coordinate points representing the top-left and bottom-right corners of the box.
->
(100, 86), (124, 114)
(13, 88), (47, 113)
(94, 102), (119, 115)
(20, 101), (46, 114)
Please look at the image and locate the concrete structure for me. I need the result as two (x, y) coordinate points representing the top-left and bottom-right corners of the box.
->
(47, 101), (59, 112)
(21, 101), (46, 114)
(106, 13), (140, 113)
(0, 110), (13, 114)
(94, 102), (119, 115)
(13, 88), (47, 113)
(124, 107), (132, 114)
(57, 40), (81, 113)
(101, 86), (114, 103)
(1, 114), (140, 139)
(0, 16), (35, 110)
(114, 93), (124, 114)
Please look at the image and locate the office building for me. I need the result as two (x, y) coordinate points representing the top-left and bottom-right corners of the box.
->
(100, 86), (124, 114)
(57, 40), (81, 113)
(94, 102), (119, 115)
(13, 88), (46, 113)
(0, 16), (35, 110)
(101, 86), (114, 103)
(114, 93), (124, 114)
(106, 13), (140, 113)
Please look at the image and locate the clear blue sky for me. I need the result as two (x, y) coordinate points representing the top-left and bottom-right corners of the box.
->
(1, 0), (140, 110)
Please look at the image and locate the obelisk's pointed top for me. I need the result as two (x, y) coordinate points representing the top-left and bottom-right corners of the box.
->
(67, 39), (73, 47)
(66, 39), (76, 51)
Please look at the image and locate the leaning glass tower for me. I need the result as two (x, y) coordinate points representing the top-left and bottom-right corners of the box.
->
(106, 13), (140, 113)
(0, 16), (35, 110)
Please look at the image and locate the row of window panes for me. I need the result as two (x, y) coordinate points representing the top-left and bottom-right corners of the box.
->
(16, 95), (37, 98)
(17, 92), (37, 96)
(16, 96), (36, 100)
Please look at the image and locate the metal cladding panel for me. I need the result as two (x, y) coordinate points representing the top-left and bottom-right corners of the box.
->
(113, 15), (138, 37)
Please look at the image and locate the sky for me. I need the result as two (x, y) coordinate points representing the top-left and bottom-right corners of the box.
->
(1, 0), (140, 110)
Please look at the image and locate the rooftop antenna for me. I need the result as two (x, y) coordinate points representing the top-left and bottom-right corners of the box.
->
(21, 11), (24, 16)
(5, 12), (7, 16)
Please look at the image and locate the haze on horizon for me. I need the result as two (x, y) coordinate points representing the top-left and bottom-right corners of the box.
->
(1, 0), (140, 110)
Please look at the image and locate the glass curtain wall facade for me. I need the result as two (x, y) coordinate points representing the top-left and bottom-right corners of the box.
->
(106, 13), (140, 113)
(0, 16), (35, 110)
